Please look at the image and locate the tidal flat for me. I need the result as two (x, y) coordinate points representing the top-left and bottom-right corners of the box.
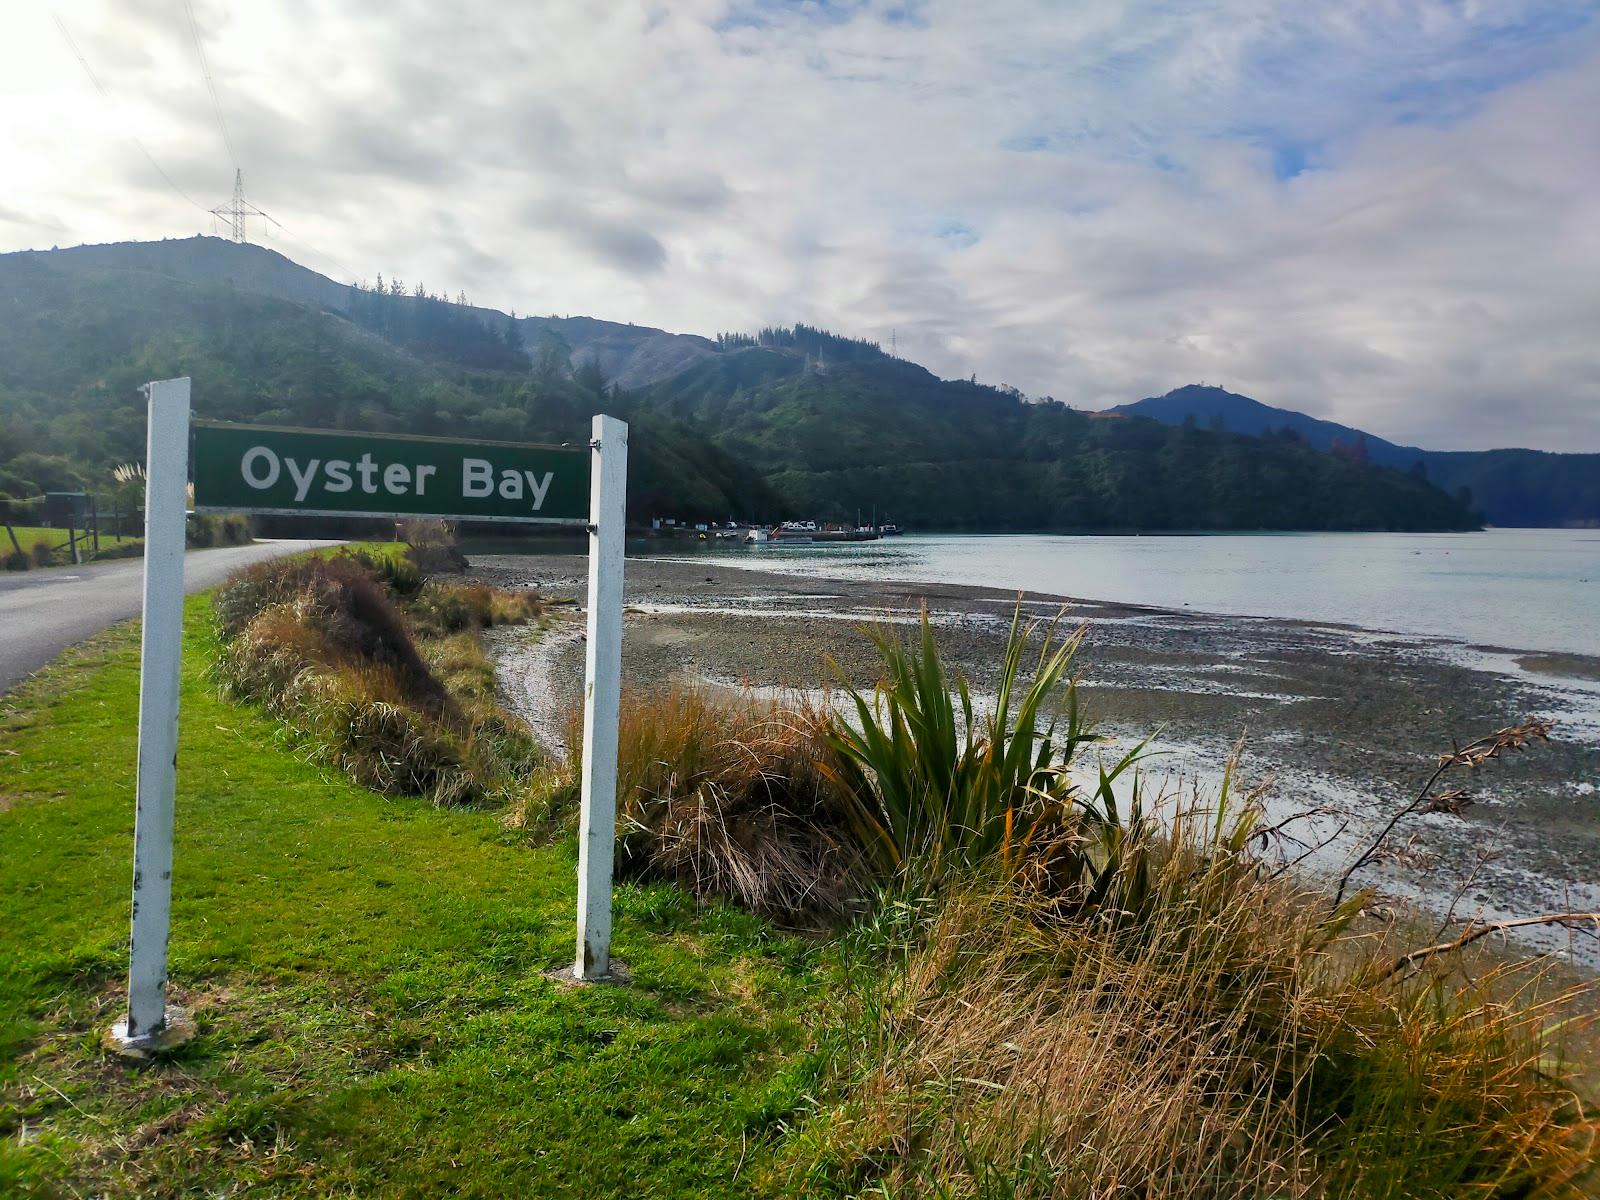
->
(475, 553), (1600, 966)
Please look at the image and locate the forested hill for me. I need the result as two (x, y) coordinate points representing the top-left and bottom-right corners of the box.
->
(642, 353), (1476, 531)
(1114, 385), (1600, 528)
(5, 238), (718, 389)
(0, 248), (779, 523)
(0, 237), (1477, 532)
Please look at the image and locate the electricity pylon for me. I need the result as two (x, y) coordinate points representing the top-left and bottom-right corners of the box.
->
(209, 169), (278, 243)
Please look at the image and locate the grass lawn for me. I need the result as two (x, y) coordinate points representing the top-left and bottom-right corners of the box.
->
(3, 524), (142, 566)
(3, 525), (141, 548)
(0, 598), (828, 1197)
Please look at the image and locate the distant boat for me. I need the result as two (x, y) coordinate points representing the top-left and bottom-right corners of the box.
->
(745, 518), (890, 545)
(814, 525), (879, 542)
(879, 523), (903, 536)
(744, 525), (812, 544)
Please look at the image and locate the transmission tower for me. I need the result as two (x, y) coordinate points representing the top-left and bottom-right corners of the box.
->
(209, 169), (278, 243)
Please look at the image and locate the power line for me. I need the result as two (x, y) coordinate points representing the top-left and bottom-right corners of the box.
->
(53, 14), (210, 214)
(179, 4), (285, 246)
(182, 0), (237, 169)
(56, 9), (300, 254)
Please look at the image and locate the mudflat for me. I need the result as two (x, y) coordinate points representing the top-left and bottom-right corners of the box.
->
(474, 552), (1600, 965)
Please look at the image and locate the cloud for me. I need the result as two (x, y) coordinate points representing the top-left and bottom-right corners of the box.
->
(523, 197), (670, 274)
(2, 0), (1597, 450)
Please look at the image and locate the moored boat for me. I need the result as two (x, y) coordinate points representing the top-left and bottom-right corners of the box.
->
(814, 524), (880, 542)
(743, 517), (898, 545)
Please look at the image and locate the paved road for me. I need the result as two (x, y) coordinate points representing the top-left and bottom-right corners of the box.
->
(0, 540), (339, 695)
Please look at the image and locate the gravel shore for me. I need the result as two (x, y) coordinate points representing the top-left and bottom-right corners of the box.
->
(473, 551), (1600, 964)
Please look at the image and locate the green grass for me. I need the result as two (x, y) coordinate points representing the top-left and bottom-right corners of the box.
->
(5, 584), (1594, 1198)
(0, 599), (828, 1197)
(3, 524), (142, 564)
(4, 525), (137, 545)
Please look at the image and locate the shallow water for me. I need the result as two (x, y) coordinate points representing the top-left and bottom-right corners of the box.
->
(646, 529), (1600, 657)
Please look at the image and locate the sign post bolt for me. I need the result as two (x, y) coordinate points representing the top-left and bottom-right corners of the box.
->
(574, 414), (627, 981)
(108, 377), (195, 1057)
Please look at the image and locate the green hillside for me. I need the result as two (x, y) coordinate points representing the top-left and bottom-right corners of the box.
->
(1114, 385), (1600, 527)
(0, 255), (781, 524)
(0, 240), (1478, 532)
(646, 348), (1479, 531)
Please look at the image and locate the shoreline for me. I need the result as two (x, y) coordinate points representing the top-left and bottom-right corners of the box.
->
(472, 552), (1600, 967)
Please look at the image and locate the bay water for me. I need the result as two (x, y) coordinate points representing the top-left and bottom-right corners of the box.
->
(649, 529), (1600, 657)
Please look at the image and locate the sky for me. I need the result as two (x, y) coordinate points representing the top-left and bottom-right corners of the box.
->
(3, 0), (1598, 452)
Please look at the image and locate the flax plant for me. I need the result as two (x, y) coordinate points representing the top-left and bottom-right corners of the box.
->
(824, 604), (1147, 891)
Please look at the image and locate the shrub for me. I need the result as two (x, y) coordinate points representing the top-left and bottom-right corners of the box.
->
(398, 517), (456, 547)
(29, 538), (55, 567)
(221, 513), (252, 544)
(186, 513), (251, 547)
(399, 518), (468, 575)
(299, 670), (483, 801)
(340, 548), (426, 600)
(217, 556), (444, 706)
(94, 542), (144, 562)
(3, 549), (28, 571)
(186, 515), (216, 547)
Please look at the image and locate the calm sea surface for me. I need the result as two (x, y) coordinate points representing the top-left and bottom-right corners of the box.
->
(647, 529), (1600, 657)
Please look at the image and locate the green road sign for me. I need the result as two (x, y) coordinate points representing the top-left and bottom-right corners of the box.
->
(192, 421), (589, 524)
(115, 384), (630, 1051)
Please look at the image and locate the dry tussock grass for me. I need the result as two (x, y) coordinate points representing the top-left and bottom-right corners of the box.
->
(770, 607), (1600, 1197)
(216, 573), (1591, 1195)
(790, 810), (1599, 1199)
(410, 578), (543, 637)
(552, 685), (862, 920)
(214, 554), (541, 806)
(510, 608), (1597, 1197)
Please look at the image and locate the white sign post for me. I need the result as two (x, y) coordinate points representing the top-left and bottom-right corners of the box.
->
(107, 395), (630, 1052)
(574, 414), (628, 981)
(110, 377), (194, 1054)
